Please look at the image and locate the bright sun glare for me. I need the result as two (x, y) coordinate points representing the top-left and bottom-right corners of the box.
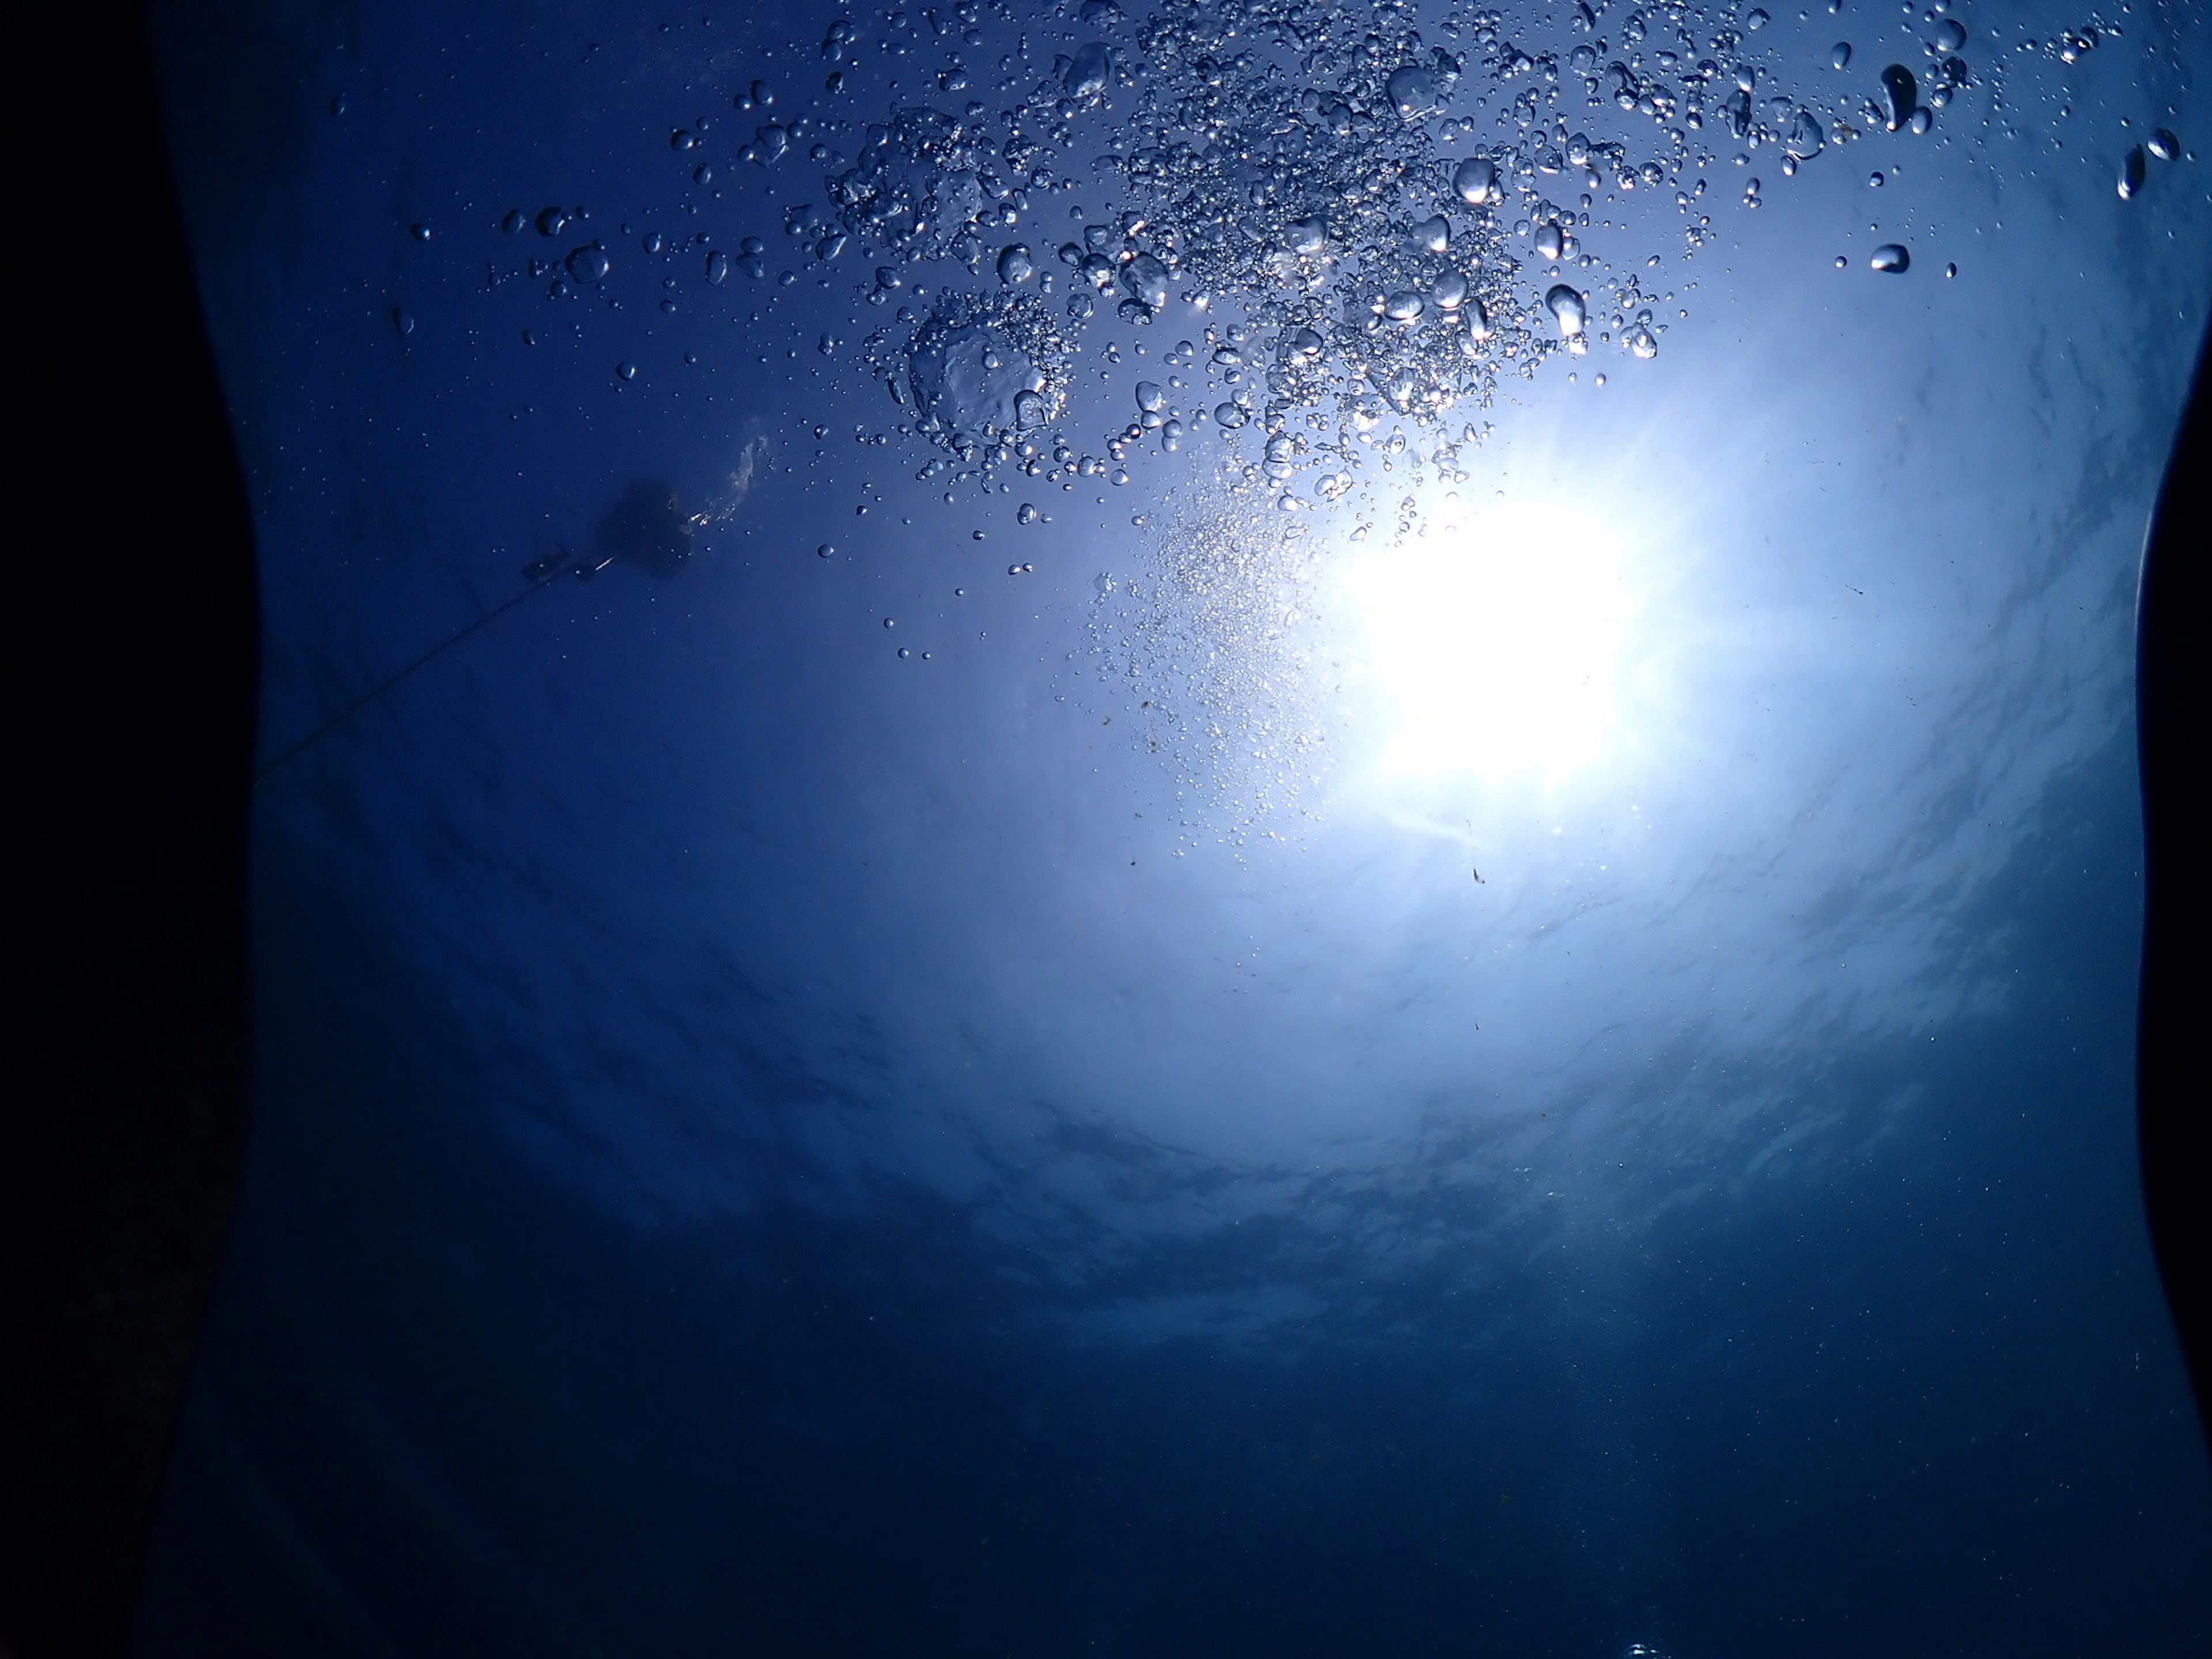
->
(1344, 499), (1634, 780)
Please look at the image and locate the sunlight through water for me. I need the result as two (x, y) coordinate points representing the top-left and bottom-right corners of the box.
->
(1343, 498), (1633, 781)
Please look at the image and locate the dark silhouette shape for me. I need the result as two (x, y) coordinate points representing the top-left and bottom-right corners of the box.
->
(257, 476), (695, 781)
(3, 3), (257, 1656)
(577, 478), (695, 580)
(2136, 323), (2212, 1453)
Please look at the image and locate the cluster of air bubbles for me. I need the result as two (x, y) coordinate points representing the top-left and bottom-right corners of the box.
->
(458, 0), (2180, 535)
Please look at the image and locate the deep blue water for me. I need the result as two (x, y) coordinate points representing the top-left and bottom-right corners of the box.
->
(141, 0), (2211, 1653)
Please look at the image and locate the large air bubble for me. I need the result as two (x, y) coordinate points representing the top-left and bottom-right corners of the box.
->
(907, 319), (1047, 441)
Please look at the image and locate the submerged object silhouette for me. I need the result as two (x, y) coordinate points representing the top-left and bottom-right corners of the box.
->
(257, 478), (695, 782)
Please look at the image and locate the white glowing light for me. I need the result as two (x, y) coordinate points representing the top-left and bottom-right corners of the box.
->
(1343, 499), (1634, 779)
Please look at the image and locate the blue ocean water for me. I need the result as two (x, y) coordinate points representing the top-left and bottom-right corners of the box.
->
(141, 0), (2210, 1653)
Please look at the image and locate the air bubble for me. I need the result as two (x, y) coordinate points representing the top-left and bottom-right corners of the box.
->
(1880, 65), (1917, 132)
(1870, 243), (1910, 273)
(1452, 156), (1501, 206)
(2119, 146), (2147, 200)
(998, 243), (1035, 285)
(1063, 41), (1111, 99)
(1121, 253), (1169, 311)
(1385, 65), (1440, 122)
(566, 244), (610, 282)
(1544, 284), (1587, 337)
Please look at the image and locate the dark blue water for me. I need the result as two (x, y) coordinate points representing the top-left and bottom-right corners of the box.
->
(140, 0), (2212, 1653)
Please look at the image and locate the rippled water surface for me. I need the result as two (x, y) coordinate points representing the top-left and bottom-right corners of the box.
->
(141, 0), (2211, 1653)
